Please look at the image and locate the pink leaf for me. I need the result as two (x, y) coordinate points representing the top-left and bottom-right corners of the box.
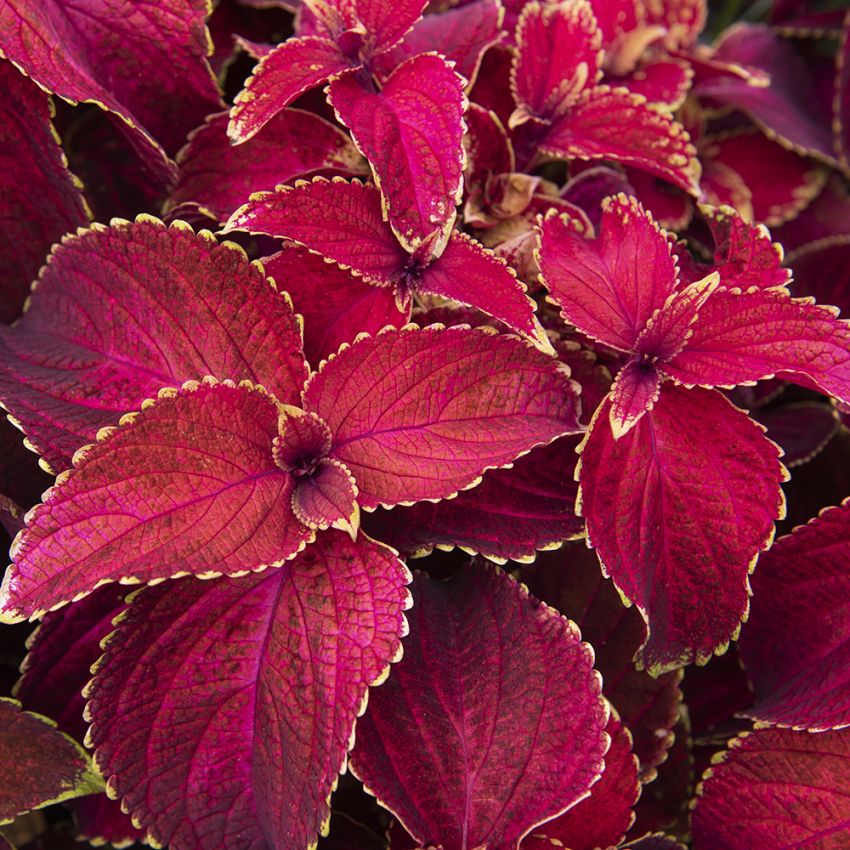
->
(702, 131), (828, 227)
(262, 247), (407, 367)
(86, 531), (409, 850)
(350, 0), (430, 57)
(292, 459), (359, 535)
(608, 360), (662, 438)
(0, 62), (89, 324)
(539, 195), (679, 351)
(664, 288), (850, 404)
(0, 698), (101, 823)
(694, 24), (839, 167)
(510, 0), (602, 125)
(226, 178), (409, 284)
(521, 544), (683, 777)
(228, 37), (350, 143)
(0, 0), (223, 172)
(617, 58), (694, 109)
(363, 436), (582, 563)
(327, 54), (465, 252)
(168, 110), (365, 223)
(417, 232), (549, 348)
(523, 716), (639, 850)
(539, 86), (701, 195)
(578, 384), (786, 673)
(755, 401), (840, 468)
(15, 586), (143, 846)
(303, 326), (581, 509)
(643, 0), (706, 51)
(0, 219), (308, 472)
(739, 500), (850, 730)
(692, 727), (850, 849)
(349, 564), (609, 850)
(375, 0), (503, 87)
(464, 103), (515, 192)
(0, 382), (312, 623)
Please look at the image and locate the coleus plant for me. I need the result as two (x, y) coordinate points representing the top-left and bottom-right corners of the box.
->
(4, 0), (850, 848)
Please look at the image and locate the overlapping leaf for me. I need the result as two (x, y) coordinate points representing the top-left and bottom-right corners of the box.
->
(739, 500), (850, 731)
(0, 219), (308, 471)
(692, 727), (850, 849)
(350, 564), (609, 850)
(0, 698), (101, 823)
(0, 61), (89, 325)
(86, 531), (410, 850)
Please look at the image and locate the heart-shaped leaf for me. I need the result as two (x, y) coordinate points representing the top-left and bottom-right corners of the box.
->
(86, 531), (410, 850)
(349, 564), (609, 850)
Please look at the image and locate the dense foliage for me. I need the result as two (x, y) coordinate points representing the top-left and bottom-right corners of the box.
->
(2, 1), (850, 849)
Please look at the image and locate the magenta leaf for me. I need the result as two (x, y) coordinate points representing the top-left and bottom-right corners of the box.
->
(327, 54), (465, 252)
(0, 218), (308, 471)
(510, 0), (602, 125)
(0, 698), (101, 823)
(521, 544), (683, 777)
(538, 87), (701, 195)
(168, 110), (365, 223)
(416, 233), (550, 349)
(262, 247), (407, 366)
(578, 384), (786, 673)
(523, 716), (639, 850)
(694, 24), (839, 168)
(739, 500), (850, 731)
(227, 37), (351, 143)
(363, 436), (582, 563)
(0, 0), (223, 173)
(538, 195), (679, 351)
(226, 178), (410, 284)
(755, 401), (840, 468)
(291, 458), (359, 536)
(618, 58), (693, 110)
(0, 382), (312, 622)
(0, 61), (89, 325)
(303, 326), (582, 508)
(608, 360), (662, 438)
(349, 564), (609, 850)
(86, 531), (410, 850)
(663, 288), (850, 404)
(692, 727), (850, 849)
(350, 0), (429, 56)
(15, 585), (143, 846)
(375, 0), (503, 87)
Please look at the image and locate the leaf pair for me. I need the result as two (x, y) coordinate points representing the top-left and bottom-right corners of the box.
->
(228, 0), (465, 252)
(539, 195), (850, 673)
(225, 177), (551, 354)
(509, 0), (700, 194)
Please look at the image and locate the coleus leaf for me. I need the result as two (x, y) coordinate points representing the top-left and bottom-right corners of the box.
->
(0, 218), (308, 472)
(167, 109), (365, 223)
(1, 381), (312, 621)
(304, 325), (580, 508)
(14, 586), (142, 846)
(262, 246), (407, 367)
(0, 698), (102, 823)
(0, 0), (223, 176)
(327, 54), (465, 252)
(374, 0), (504, 88)
(694, 24), (838, 168)
(228, 37), (353, 143)
(739, 500), (850, 731)
(577, 384), (786, 673)
(692, 727), (850, 849)
(754, 401), (840, 468)
(349, 564), (609, 850)
(624, 837), (685, 850)
(86, 531), (410, 850)
(362, 436), (583, 563)
(538, 195), (679, 351)
(2, 326), (579, 620)
(521, 543), (683, 776)
(522, 715), (639, 850)
(0, 61), (89, 325)
(616, 58), (693, 111)
(226, 178), (548, 347)
(836, 14), (850, 172)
